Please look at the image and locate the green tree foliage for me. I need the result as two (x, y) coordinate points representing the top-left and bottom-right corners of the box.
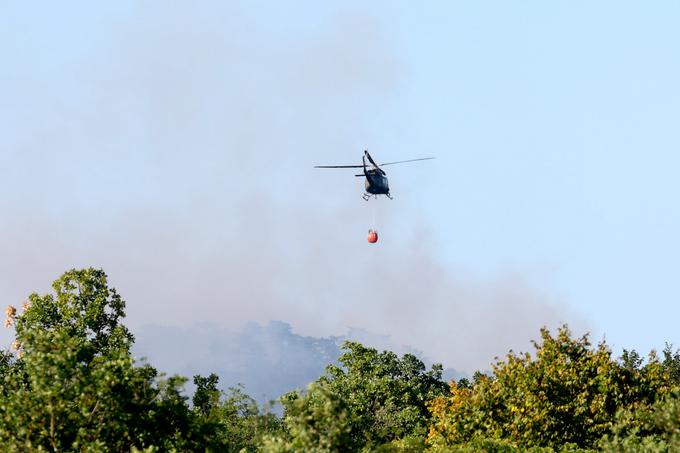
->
(263, 382), (353, 452)
(1, 269), (195, 451)
(427, 325), (673, 450)
(4, 268), (680, 451)
(0, 268), (280, 452)
(661, 343), (680, 386)
(192, 375), (285, 452)
(599, 388), (680, 452)
(266, 341), (447, 452)
(620, 348), (643, 372)
(596, 345), (680, 452)
(16, 268), (134, 355)
(222, 385), (284, 452)
(194, 373), (221, 417)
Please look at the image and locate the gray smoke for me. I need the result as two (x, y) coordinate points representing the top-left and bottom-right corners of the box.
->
(0, 3), (587, 372)
(133, 320), (464, 403)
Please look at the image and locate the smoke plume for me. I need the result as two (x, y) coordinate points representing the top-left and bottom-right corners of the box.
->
(0, 2), (587, 374)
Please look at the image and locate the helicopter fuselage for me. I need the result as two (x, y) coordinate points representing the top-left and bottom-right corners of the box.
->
(365, 170), (389, 195)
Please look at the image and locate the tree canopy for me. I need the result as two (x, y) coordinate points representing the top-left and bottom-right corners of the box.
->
(0, 268), (281, 452)
(427, 326), (678, 451)
(2, 268), (680, 452)
(266, 341), (448, 451)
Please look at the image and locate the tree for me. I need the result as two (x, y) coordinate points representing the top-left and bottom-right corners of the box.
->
(620, 349), (643, 372)
(661, 343), (680, 386)
(427, 325), (673, 450)
(191, 374), (285, 452)
(266, 341), (447, 451)
(16, 268), (133, 355)
(263, 382), (352, 453)
(599, 389), (680, 452)
(0, 268), (222, 451)
(193, 373), (221, 416)
(218, 384), (284, 452)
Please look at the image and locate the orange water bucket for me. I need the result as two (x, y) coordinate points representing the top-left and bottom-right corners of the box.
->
(367, 229), (378, 243)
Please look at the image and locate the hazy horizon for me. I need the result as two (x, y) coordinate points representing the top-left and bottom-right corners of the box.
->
(3, 2), (679, 381)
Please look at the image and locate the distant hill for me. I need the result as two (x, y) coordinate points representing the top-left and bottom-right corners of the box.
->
(133, 321), (464, 403)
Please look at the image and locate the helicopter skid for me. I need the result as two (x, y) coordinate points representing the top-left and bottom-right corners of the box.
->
(362, 193), (393, 201)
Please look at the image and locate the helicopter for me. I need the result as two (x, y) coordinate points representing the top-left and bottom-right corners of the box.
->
(315, 150), (435, 200)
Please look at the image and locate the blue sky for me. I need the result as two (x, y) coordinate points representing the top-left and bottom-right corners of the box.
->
(1, 2), (679, 370)
(395, 2), (680, 345)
